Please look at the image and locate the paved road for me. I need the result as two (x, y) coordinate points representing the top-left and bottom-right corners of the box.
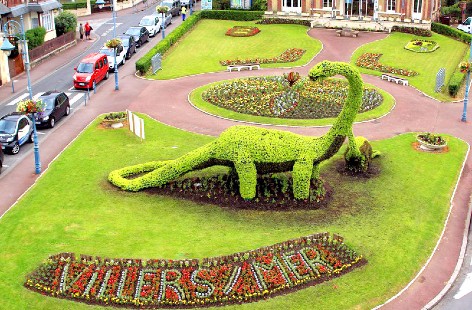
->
(0, 4), (187, 176)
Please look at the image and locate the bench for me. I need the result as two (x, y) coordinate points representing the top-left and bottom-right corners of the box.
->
(381, 74), (409, 86)
(227, 63), (261, 72)
(336, 28), (359, 38)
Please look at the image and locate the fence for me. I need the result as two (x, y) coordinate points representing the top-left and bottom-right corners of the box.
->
(435, 68), (445, 93)
(151, 53), (162, 74)
(29, 31), (76, 62)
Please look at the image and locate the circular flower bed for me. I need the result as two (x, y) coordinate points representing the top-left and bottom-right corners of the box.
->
(416, 132), (447, 151)
(404, 39), (439, 53)
(202, 75), (384, 119)
(226, 26), (260, 37)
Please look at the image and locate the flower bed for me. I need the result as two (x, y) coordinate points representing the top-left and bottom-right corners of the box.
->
(226, 26), (260, 37)
(356, 53), (418, 77)
(16, 99), (45, 114)
(404, 39), (439, 53)
(219, 48), (306, 66)
(24, 233), (365, 308)
(202, 75), (383, 119)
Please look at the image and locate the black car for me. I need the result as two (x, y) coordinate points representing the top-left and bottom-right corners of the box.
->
(0, 113), (34, 155)
(0, 146), (3, 174)
(124, 26), (149, 47)
(36, 91), (70, 128)
(116, 34), (137, 60)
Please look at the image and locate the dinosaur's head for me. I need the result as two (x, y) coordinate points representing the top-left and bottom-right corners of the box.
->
(308, 61), (336, 82)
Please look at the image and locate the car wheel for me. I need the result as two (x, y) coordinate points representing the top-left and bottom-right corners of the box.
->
(10, 142), (20, 155)
(28, 132), (34, 143)
(65, 105), (71, 116)
(49, 117), (56, 128)
(105, 71), (109, 80)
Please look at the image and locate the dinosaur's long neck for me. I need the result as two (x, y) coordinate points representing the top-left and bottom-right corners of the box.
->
(326, 65), (363, 138)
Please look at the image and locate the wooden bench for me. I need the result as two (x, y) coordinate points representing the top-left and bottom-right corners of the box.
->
(336, 28), (359, 38)
(381, 74), (409, 86)
(227, 63), (261, 72)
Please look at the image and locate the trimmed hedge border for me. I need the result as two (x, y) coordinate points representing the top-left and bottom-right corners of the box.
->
(256, 18), (311, 27)
(25, 233), (365, 308)
(431, 22), (472, 44)
(391, 25), (432, 37)
(136, 10), (264, 75)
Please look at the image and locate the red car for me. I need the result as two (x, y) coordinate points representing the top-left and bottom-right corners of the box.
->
(73, 53), (109, 89)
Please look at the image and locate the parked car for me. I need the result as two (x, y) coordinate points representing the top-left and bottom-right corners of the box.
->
(458, 17), (472, 33)
(124, 26), (149, 47)
(139, 15), (162, 37)
(0, 146), (3, 174)
(36, 91), (71, 128)
(0, 113), (33, 155)
(116, 34), (136, 59)
(152, 11), (172, 28)
(73, 53), (109, 90)
(99, 44), (126, 71)
(160, 0), (181, 17)
(180, 0), (196, 8)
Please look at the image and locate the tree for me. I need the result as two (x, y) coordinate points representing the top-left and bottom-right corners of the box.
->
(55, 11), (77, 37)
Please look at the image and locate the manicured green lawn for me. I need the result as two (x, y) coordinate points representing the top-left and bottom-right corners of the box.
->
(190, 79), (395, 126)
(148, 20), (322, 80)
(351, 32), (468, 102)
(0, 115), (467, 309)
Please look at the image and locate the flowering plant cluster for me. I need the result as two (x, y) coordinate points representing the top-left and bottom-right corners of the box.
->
(202, 75), (383, 119)
(16, 99), (45, 114)
(25, 233), (365, 307)
(459, 61), (471, 73)
(219, 48), (306, 66)
(417, 132), (446, 146)
(105, 38), (122, 49)
(356, 53), (419, 77)
(256, 18), (311, 27)
(226, 26), (260, 37)
(404, 39), (439, 53)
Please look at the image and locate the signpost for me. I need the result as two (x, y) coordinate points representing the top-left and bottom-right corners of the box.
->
(435, 68), (445, 93)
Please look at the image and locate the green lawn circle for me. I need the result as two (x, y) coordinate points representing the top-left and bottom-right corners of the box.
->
(189, 79), (395, 127)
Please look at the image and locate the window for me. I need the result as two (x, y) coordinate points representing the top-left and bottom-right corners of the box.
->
(40, 11), (54, 31)
(387, 0), (396, 11)
(323, 0), (332, 8)
(413, 0), (422, 13)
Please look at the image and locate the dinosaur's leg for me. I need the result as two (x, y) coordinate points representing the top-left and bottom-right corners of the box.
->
(311, 163), (320, 179)
(293, 159), (312, 200)
(234, 160), (257, 200)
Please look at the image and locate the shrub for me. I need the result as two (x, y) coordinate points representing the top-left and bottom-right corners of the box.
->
(212, 0), (231, 10)
(432, 22), (472, 44)
(391, 26), (432, 37)
(257, 18), (311, 27)
(448, 71), (466, 97)
(251, 0), (267, 11)
(200, 9), (264, 20)
(25, 27), (46, 49)
(54, 11), (78, 36)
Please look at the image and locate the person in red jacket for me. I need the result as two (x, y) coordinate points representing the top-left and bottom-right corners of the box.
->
(84, 22), (92, 40)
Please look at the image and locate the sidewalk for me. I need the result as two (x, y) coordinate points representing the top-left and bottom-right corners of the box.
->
(0, 25), (470, 310)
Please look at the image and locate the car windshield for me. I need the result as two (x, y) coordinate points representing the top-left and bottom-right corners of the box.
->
(76, 62), (94, 73)
(140, 18), (153, 26)
(99, 48), (114, 56)
(161, 1), (172, 7)
(118, 38), (129, 47)
(0, 119), (16, 134)
(40, 98), (55, 110)
(126, 28), (140, 36)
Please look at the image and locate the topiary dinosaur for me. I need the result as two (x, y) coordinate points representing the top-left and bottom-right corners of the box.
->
(109, 61), (368, 200)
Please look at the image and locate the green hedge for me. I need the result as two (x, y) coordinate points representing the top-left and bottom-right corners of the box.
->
(25, 27), (46, 49)
(391, 25), (431, 37)
(448, 71), (466, 97)
(136, 10), (264, 74)
(256, 18), (311, 26)
(432, 22), (472, 43)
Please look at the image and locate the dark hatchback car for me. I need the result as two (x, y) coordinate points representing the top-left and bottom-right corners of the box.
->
(0, 113), (33, 155)
(36, 91), (71, 128)
(124, 26), (149, 47)
(0, 147), (3, 174)
(116, 34), (136, 59)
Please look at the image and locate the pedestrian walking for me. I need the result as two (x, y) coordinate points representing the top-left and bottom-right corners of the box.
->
(84, 22), (93, 40)
(181, 5), (187, 21)
(79, 23), (84, 41)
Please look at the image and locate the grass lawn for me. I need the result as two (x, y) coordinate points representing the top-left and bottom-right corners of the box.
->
(0, 115), (467, 309)
(148, 20), (322, 80)
(350, 32), (468, 102)
(190, 79), (395, 126)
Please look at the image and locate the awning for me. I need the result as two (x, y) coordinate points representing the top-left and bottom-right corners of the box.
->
(28, 0), (62, 13)
(0, 3), (10, 15)
(7, 5), (29, 17)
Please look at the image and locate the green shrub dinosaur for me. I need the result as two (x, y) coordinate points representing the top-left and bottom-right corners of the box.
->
(109, 61), (369, 200)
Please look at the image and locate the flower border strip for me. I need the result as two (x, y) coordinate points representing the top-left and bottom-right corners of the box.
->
(24, 233), (366, 308)
(219, 48), (306, 66)
(356, 53), (418, 77)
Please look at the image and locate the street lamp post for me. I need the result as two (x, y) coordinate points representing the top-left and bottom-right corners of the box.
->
(161, 12), (166, 39)
(189, 0), (193, 15)
(461, 31), (472, 122)
(97, 0), (119, 90)
(1, 15), (41, 174)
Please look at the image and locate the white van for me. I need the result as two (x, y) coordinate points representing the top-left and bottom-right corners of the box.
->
(139, 15), (162, 37)
(458, 17), (472, 33)
(99, 45), (126, 71)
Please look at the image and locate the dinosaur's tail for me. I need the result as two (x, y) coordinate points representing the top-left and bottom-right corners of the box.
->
(108, 142), (216, 191)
